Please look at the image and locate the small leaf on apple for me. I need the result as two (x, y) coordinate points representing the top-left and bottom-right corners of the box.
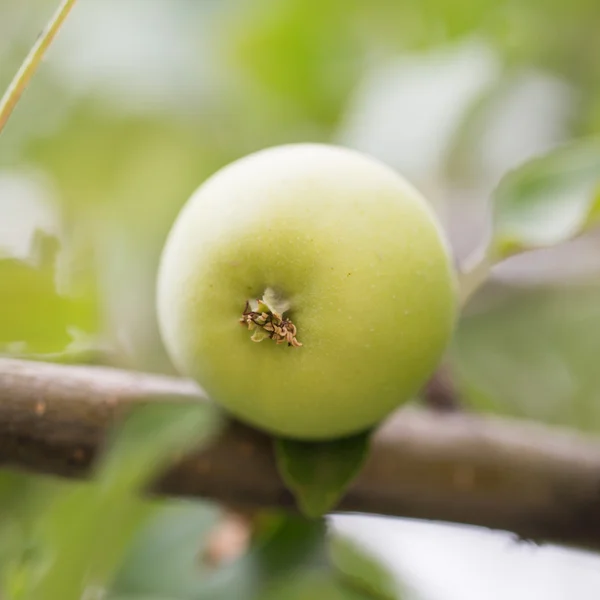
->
(274, 432), (371, 519)
(492, 138), (600, 259)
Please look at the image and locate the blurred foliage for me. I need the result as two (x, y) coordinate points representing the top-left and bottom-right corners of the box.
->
(491, 139), (600, 257)
(111, 507), (398, 600)
(454, 283), (600, 429)
(1, 0), (600, 367)
(1, 0), (600, 597)
(330, 534), (399, 600)
(0, 230), (96, 354)
(0, 401), (222, 600)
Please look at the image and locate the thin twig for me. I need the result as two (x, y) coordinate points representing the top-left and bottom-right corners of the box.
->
(458, 240), (493, 306)
(0, 0), (79, 134)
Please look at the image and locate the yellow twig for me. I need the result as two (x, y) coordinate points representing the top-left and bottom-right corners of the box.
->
(0, 0), (79, 134)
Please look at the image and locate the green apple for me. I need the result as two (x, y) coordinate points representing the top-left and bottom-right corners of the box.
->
(157, 144), (456, 440)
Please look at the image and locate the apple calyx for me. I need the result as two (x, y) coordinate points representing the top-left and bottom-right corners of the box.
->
(240, 289), (302, 347)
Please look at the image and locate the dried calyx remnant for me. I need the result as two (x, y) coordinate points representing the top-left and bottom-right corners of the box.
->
(240, 288), (302, 347)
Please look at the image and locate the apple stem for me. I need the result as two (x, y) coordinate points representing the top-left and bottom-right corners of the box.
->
(239, 290), (302, 347)
(458, 240), (493, 307)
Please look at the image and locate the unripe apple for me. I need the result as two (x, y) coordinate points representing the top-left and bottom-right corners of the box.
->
(157, 144), (456, 440)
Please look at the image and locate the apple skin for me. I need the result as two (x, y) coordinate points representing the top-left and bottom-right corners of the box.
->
(157, 144), (456, 440)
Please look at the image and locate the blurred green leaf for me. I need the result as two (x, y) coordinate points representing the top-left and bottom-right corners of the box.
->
(113, 508), (327, 600)
(491, 138), (600, 259)
(108, 596), (181, 600)
(260, 568), (372, 600)
(108, 596), (182, 600)
(330, 535), (398, 600)
(0, 472), (59, 593)
(247, 513), (327, 576)
(13, 400), (223, 600)
(453, 284), (600, 430)
(25, 109), (221, 227)
(111, 500), (219, 599)
(274, 432), (371, 519)
(227, 0), (361, 127)
(0, 230), (97, 355)
(24, 107), (227, 371)
(195, 514), (326, 600)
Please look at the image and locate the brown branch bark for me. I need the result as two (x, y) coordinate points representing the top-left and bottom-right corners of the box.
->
(1, 358), (600, 551)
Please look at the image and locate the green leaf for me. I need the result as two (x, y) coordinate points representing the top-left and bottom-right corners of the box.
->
(0, 232), (96, 356)
(113, 508), (327, 600)
(107, 595), (183, 600)
(492, 138), (600, 259)
(330, 535), (399, 600)
(0, 472), (60, 592)
(17, 399), (223, 600)
(110, 500), (220, 599)
(201, 513), (327, 600)
(452, 283), (600, 431)
(260, 568), (373, 600)
(108, 596), (182, 600)
(228, 0), (361, 127)
(274, 432), (371, 518)
(98, 399), (222, 494)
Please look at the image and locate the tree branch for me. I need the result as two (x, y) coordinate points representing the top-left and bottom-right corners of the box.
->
(1, 358), (600, 551)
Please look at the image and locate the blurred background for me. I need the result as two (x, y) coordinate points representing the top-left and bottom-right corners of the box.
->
(2, 0), (600, 598)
